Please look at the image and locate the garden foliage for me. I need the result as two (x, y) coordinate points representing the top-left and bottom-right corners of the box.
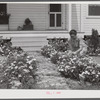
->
(0, 38), (37, 89)
(41, 36), (100, 84)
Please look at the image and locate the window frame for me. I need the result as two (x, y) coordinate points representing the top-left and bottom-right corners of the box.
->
(48, 4), (62, 29)
(87, 4), (100, 19)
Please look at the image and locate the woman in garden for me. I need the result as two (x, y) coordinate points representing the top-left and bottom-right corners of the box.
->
(68, 29), (88, 56)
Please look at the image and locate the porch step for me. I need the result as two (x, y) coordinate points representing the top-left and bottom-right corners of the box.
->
(11, 36), (48, 52)
(12, 41), (47, 47)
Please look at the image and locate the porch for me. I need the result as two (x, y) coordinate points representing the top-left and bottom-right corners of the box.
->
(0, 30), (85, 39)
(0, 30), (86, 52)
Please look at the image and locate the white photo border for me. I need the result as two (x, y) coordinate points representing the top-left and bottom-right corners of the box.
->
(0, 1), (100, 99)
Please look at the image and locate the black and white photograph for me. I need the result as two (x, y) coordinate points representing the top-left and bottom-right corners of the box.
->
(0, 2), (100, 91)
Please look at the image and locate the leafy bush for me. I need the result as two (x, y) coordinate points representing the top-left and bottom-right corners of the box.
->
(41, 38), (69, 58)
(0, 49), (37, 89)
(0, 38), (37, 89)
(41, 45), (56, 58)
(85, 29), (100, 55)
(48, 38), (69, 52)
(41, 36), (100, 84)
(57, 52), (100, 83)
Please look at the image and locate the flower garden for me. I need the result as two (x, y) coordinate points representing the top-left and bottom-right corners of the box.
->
(0, 29), (100, 89)
(0, 38), (37, 89)
(41, 35), (100, 85)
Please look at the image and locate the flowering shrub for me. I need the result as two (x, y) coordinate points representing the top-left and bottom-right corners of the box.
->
(57, 52), (100, 83)
(50, 52), (61, 64)
(0, 38), (37, 89)
(79, 65), (100, 83)
(48, 38), (69, 52)
(0, 38), (12, 56)
(41, 45), (56, 58)
(0, 49), (37, 89)
(41, 38), (69, 59)
(41, 37), (100, 84)
(87, 46), (100, 56)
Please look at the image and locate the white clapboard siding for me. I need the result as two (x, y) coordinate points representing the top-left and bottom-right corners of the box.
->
(0, 25), (8, 31)
(72, 4), (81, 31)
(8, 4), (47, 31)
(82, 4), (100, 35)
(11, 36), (48, 52)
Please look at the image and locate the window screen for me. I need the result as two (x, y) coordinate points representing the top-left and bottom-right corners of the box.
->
(50, 4), (61, 12)
(89, 4), (100, 16)
(0, 4), (9, 24)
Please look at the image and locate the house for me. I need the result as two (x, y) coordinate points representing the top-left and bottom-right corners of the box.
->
(0, 3), (100, 52)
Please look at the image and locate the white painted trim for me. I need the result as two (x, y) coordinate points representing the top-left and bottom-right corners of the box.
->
(62, 4), (65, 29)
(0, 31), (84, 33)
(80, 4), (84, 32)
(48, 4), (64, 29)
(7, 4), (9, 31)
(7, 4), (10, 14)
(68, 4), (72, 31)
(0, 31), (85, 39)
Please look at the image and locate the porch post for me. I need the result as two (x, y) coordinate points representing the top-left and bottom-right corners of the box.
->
(68, 4), (72, 31)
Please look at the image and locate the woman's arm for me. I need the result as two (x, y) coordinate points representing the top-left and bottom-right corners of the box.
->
(73, 38), (87, 55)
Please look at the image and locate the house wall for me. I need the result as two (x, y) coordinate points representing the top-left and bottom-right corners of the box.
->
(71, 4), (81, 32)
(0, 4), (81, 32)
(82, 4), (100, 35)
(7, 4), (48, 31)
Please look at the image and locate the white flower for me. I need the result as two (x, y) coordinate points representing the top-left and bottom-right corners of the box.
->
(15, 66), (18, 69)
(29, 66), (33, 70)
(73, 58), (77, 60)
(4, 73), (7, 76)
(97, 64), (100, 67)
(85, 71), (89, 74)
(11, 63), (15, 66)
(0, 80), (3, 83)
(27, 56), (30, 59)
(65, 65), (70, 69)
(18, 74), (22, 78)
(13, 61), (16, 64)
(10, 80), (22, 87)
(33, 59), (36, 61)
(92, 71), (96, 74)
(11, 67), (13, 69)
(61, 62), (64, 65)
(59, 68), (64, 71)
(23, 69), (30, 73)
(96, 75), (99, 78)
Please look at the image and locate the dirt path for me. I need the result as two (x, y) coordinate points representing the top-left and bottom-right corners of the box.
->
(29, 52), (100, 90)
(31, 51), (70, 89)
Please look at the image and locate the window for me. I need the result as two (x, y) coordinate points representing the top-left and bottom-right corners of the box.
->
(49, 4), (62, 29)
(88, 4), (100, 16)
(0, 4), (9, 24)
(50, 4), (61, 12)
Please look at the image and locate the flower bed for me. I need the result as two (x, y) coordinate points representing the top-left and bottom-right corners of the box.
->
(0, 38), (37, 89)
(41, 38), (100, 84)
(48, 38), (69, 52)
(57, 52), (100, 83)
